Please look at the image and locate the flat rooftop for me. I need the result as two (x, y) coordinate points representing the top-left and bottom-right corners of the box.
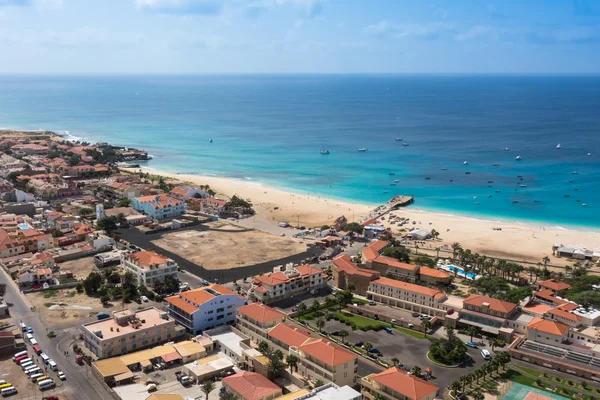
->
(295, 384), (361, 400)
(206, 330), (245, 359)
(83, 308), (171, 340)
(442, 295), (464, 309)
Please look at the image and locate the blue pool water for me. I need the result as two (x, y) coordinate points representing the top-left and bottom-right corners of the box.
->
(1, 75), (599, 229)
(446, 265), (478, 280)
(501, 382), (568, 400)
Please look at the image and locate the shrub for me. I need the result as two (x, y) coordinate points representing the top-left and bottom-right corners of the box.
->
(47, 331), (56, 339)
(535, 379), (542, 386)
(581, 381), (588, 389)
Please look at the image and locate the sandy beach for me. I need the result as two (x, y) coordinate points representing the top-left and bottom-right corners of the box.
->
(124, 166), (600, 265)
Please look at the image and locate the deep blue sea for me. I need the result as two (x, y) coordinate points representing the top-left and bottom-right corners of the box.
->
(0, 75), (599, 229)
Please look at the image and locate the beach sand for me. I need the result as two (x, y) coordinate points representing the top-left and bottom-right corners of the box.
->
(123, 167), (600, 266)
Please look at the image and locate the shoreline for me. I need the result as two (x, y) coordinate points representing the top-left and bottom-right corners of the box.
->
(122, 165), (600, 265)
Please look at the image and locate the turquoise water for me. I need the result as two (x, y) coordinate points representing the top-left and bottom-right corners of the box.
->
(0, 75), (599, 229)
(501, 382), (568, 400)
(446, 265), (478, 280)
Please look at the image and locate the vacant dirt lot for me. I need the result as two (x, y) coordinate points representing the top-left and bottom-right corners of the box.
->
(57, 256), (98, 280)
(26, 289), (115, 329)
(152, 222), (308, 270)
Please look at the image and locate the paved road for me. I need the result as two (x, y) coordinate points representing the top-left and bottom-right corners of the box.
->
(1, 268), (111, 400)
(119, 224), (324, 283)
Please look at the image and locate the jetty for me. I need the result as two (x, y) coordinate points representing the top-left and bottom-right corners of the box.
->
(362, 195), (415, 223)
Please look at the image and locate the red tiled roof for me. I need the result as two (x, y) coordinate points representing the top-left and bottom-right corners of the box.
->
(547, 307), (581, 322)
(333, 254), (379, 278)
(418, 266), (451, 279)
(294, 264), (321, 277)
(362, 240), (389, 262)
(463, 294), (517, 314)
(527, 318), (569, 336)
(165, 295), (199, 314)
(223, 372), (281, 400)
(134, 194), (183, 209)
(370, 367), (439, 400)
(268, 323), (313, 348)
(126, 250), (168, 267)
(299, 339), (357, 367)
(539, 279), (572, 292)
(534, 289), (567, 304)
(253, 271), (289, 286)
(371, 277), (445, 298)
(237, 303), (286, 324)
(375, 256), (419, 272)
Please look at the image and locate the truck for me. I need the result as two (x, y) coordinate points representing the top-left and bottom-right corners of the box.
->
(97, 313), (110, 320)
(175, 371), (191, 386)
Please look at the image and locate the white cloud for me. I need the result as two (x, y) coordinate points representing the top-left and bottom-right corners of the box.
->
(363, 20), (392, 36)
(336, 22), (344, 28)
(364, 20), (454, 40)
(134, 0), (222, 15)
(0, 0), (31, 6)
(455, 25), (493, 41)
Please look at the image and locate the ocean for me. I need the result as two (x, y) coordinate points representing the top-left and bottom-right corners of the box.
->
(0, 74), (599, 229)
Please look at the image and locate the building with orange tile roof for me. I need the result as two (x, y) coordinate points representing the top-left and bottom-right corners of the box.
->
(236, 303), (287, 343)
(459, 294), (518, 333)
(222, 371), (282, 400)
(265, 322), (358, 387)
(418, 266), (451, 284)
(332, 254), (380, 295)
(250, 264), (326, 304)
(526, 318), (570, 345)
(538, 279), (572, 295)
(131, 194), (185, 220)
(361, 367), (440, 400)
(168, 185), (207, 200)
(165, 285), (246, 335)
(546, 305), (583, 327)
(361, 240), (390, 263)
(121, 250), (178, 286)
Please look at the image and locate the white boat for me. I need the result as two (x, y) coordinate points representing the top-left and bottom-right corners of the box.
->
(395, 137), (403, 141)
(402, 143), (409, 146)
(588, 153), (592, 156)
(515, 156), (521, 160)
(441, 168), (447, 171)
(358, 148), (368, 152)
(556, 144), (561, 149)
(503, 147), (510, 151)
(320, 149), (330, 155)
(583, 203), (587, 207)
(394, 179), (399, 182)
(463, 161), (468, 165)
(209, 139), (213, 143)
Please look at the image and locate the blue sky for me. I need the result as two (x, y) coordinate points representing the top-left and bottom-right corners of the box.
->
(0, 0), (599, 73)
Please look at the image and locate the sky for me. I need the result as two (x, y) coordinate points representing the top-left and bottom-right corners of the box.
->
(0, 0), (599, 74)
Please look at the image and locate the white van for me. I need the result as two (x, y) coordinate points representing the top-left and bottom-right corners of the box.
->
(30, 338), (38, 346)
(38, 379), (55, 390)
(19, 357), (32, 365)
(19, 322), (26, 331)
(12, 351), (27, 361)
(25, 333), (33, 342)
(1, 387), (17, 397)
(24, 364), (38, 373)
(21, 361), (34, 370)
(30, 373), (44, 383)
(481, 349), (491, 360)
(47, 360), (58, 371)
(26, 367), (41, 376)
(40, 353), (50, 364)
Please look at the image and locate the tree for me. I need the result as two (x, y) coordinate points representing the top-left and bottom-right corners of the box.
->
(363, 342), (373, 352)
(201, 380), (215, 400)
(451, 242), (462, 261)
(347, 282), (356, 293)
(338, 330), (348, 344)
(286, 354), (299, 373)
(345, 222), (364, 235)
(314, 380), (324, 388)
(258, 341), (271, 355)
(76, 283), (84, 293)
(324, 296), (336, 308)
(67, 153), (81, 166)
(83, 272), (103, 295)
(221, 394), (239, 400)
(382, 246), (410, 263)
(428, 327), (469, 365)
(296, 302), (308, 316)
(273, 349), (284, 361)
(316, 318), (325, 332)
(473, 392), (485, 400)
(334, 290), (353, 310)
(450, 381), (462, 397)
(421, 319), (431, 337)
(391, 357), (400, 367)
(79, 207), (94, 217)
(267, 351), (286, 378)
(97, 216), (118, 234)
(321, 225), (330, 231)
(490, 338), (503, 351)
(466, 326), (479, 342)
(117, 198), (131, 207)
(410, 365), (422, 377)
(311, 299), (321, 311)
(100, 294), (110, 305)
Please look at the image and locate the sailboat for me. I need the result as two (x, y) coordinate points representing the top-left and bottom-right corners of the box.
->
(556, 144), (561, 149)
(320, 142), (330, 155)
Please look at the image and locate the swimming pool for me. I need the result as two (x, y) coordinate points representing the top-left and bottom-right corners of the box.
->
(445, 264), (479, 280)
(501, 382), (568, 400)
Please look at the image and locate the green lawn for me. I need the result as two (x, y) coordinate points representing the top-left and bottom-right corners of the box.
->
(352, 297), (368, 305)
(506, 367), (597, 400)
(329, 311), (389, 331)
(43, 289), (58, 298)
(394, 326), (428, 340)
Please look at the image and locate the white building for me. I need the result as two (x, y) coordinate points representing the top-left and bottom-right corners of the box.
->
(169, 185), (208, 200)
(289, 383), (361, 400)
(165, 284), (246, 335)
(120, 250), (178, 286)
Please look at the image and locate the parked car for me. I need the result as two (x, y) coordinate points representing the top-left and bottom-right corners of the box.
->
(368, 348), (381, 354)
(465, 341), (478, 348)
(57, 371), (66, 381)
(291, 307), (297, 312)
(353, 341), (364, 347)
(43, 396), (59, 400)
(368, 301), (376, 306)
(411, 312), (419, 317)
(26, 327), (33, 333)
(140, 295), (149, 302)
(407, 323), (415, 328)
(481, 349), (491, 360)
(330, 331), (340, 336)
(384, 327), (393, 334)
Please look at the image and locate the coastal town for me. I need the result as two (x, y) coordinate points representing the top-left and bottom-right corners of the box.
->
(1, 129), (600, 400)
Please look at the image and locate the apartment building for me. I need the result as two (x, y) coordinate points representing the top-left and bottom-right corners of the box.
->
(250, 265), (326, 304)
(236, 303), (287, 343)
(120, 250), (178, 286)
(222, 372), (282, 400)
(366, 277), (451, 317)
(266, 323), (358, 387)
(131, 194), (185, 220)
(286, 383), (361, 400)
(361, 367), (440, 400)
(165, 285), (246, 335)
(82, 308), (184, 358)
(332, 254), (380, 296)
(538, 279), (572, 295)
(104, 181), (141, 199)
(459, 294), (518, 331)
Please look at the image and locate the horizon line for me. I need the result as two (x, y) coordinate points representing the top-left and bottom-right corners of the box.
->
(1, 72), (600, 77)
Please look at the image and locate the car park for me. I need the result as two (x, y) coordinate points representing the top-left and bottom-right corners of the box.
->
(38, 379), (55, 390)
(33, 345), (42, 355)
(12, 351), (27, 361)
(30, 338), (38, 346)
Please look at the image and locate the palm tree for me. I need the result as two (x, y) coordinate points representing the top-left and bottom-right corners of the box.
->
(296, 302), (307, 316)
(459, 374), (471, 395)
(363, 342), (373, 352)
(450, 381), (462, 397)
(311, 300), (321, 311)
(542, 256), (550, 268)
(338, 330), (349, 344)
(435, 247), (441, 259)
(286, 354), (299, 373)
(201, 381), (215, 400)
(347, 282), (356, 292)
(411, 365), (422, 377)
(324, 296), (336, 308)
(267, 352), (286, 378)
(373, 394), (385, 400)
(258, 341), (271, 355)
(391, 357), (400, 367)
(490, 338), (503, 352)
(473, 392), (485, 400)
(451, 242), (462, 262)
(316, 318), (325, 332)
(466, 326), (479, 342)
(421, 319), (431, 338)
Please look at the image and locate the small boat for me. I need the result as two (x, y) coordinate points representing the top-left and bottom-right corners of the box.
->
(572, 171), (578, 174)
(320, 149), (330, 155)
(515, 155), (522, 160)
(465, 172), (471, 175)
(389, 172), (395, 176)
(383, 190), (389, 193)
(556, 144), (561, 149)
(425, 177), (431, 180)
(574, 188), (579, 191)
(496, 190), (501, 193)
(583, 203), (587, 207)
(492, 163), (500, 166)
(503, 147), (510, 151)
(520, 184), (528, 188)
(488, 180), (494, 183)
(389, 183), (396, 186)
(358, 148), (368, 152)
(534, 200), (540, 203)
(450, 179), (454, 182)
(564, 194), (570, 198)
(394, 179), (399, 182)
(395, 137), (403, 141)
(463, 161), (469, 165)
(588, 153), (592, 156)
(441, 168), (447, 171)
(512, 200), (519, 203)
(576, 199), (581, 202)
(473, 196), (477, 199)
(209, 139), (213, 143)
(402, 143), (409, 146)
